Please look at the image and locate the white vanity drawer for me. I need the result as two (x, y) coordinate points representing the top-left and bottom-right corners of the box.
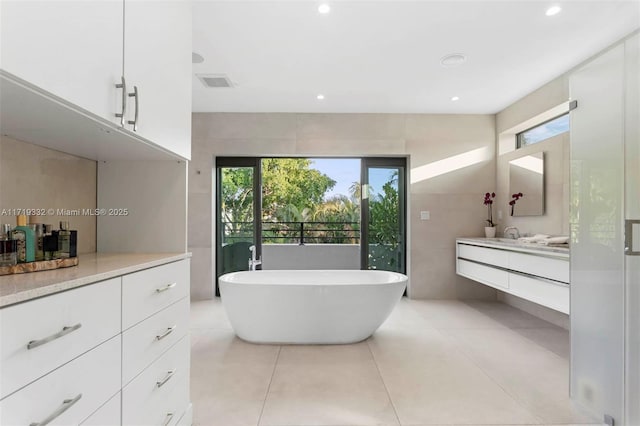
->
(80, 391), (121, 426)
(458, 259), (509, 290)
(508, 252), (569, 283)
(122, 259), (190, 330)
(0, 278), (121, 400)
(122, 297), (190, 385)
(123, 335), (190, 426)
(508, 273), (570, 314)
(0, 335), (121, 426)
(457, 244), (509, 268)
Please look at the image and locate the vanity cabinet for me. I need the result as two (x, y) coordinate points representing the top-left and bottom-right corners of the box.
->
(0, 0), (192, 160)
(0, 257), (192, 426)
(456, 239), (570, 314)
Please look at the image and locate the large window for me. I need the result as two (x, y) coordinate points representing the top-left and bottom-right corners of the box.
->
(215, 157), (406, 293)
(516, 113), (569, 148)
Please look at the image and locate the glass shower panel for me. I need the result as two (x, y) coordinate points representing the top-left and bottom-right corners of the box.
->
(570, 43), (626, 422)
(624, 33), (640, 426)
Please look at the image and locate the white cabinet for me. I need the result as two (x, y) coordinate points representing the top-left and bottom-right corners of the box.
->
(0, 258), (191, 426)
(122, 259), (190, 329)
(0, 278), (121, 400)
(0, 0), (192, 160)
(122, 298), (190, 385)
(81, 392), (122, 426)
(0, 336), (121, 426)
(123, 0), (192, 159)
(456, 239), (570, 314)
(0, 0), (123, 123)
(123, 336), (190, 426)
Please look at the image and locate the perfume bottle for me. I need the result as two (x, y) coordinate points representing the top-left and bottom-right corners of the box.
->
(43, 224), (58, 260)
(29, 223), (45, 261)
(57, 221), (77, 258)
(11, 215), (35, 263)
(0, 224), (17, 267)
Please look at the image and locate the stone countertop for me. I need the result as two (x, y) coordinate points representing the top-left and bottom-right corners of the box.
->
(0, 252), (191, 308)
(457, 237), (570, 258)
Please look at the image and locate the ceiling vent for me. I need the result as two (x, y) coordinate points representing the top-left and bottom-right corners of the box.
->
(197, 74), (233, 88)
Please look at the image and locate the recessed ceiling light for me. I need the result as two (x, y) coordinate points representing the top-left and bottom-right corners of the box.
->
(440, 53), (466, 68)
(451, 96), (460, 101)
(318, 4), (330, 14)
(317, 94), (325, 100)
(546, 5), (562, 16)
(192, 52), (205, 64)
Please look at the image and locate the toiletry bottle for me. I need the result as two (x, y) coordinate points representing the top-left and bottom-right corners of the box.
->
(0, 224), (17, 266)
(57, 221), (78, 258)
(29, 223), (45, 261)
(43, 224), (58, 260)
(11, 215), (35, 263)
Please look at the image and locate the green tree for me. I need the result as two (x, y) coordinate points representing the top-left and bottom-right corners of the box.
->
(261, 158), (336, 220)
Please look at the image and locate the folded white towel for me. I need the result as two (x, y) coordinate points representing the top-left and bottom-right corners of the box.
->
(537, 236), (569, 245)
(518, 234), (550, 243)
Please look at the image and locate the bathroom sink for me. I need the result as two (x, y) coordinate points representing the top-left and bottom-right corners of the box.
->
(483, 237), (520, 244)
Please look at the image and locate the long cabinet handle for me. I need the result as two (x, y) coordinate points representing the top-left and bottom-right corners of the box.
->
(128, 86), (139, 132)
(156, 370), (175, 388)
(162, 413), (174, 426)
(156, 325), (176, 341)
(27, 323), (82, 350)
(156, 283), (177, 293)
(30, 393), (82, 426)
(115, 76), (127, 126)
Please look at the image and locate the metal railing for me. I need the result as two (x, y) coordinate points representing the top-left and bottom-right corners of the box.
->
(222, 221), (360, 245)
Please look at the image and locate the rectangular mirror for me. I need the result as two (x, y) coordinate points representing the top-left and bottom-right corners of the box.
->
(509, 152), (544, 216)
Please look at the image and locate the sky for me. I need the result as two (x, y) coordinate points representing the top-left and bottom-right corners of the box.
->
(310, 158), (360, 199)
(310, 158), (397, 200)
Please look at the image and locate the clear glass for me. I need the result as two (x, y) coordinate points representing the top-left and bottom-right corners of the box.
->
(0, 240), (17, 266)
(624, 33), (640, 426)
(218, 166), (255, 278)
(570, 43), (625, 420)
(365, 165), (405, 273)
(517, 113), (569, 147)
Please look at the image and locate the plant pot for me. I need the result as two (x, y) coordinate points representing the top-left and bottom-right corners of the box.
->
(484, 226), (497, 238)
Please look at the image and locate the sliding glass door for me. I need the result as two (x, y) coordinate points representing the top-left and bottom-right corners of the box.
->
(361, 158), (406, 273)
(215, 158), (261, 295)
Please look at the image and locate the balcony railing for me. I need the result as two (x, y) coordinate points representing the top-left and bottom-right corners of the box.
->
(222, 221), (360, 245)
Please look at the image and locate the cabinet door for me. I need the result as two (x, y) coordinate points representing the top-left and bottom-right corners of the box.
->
(0, 1), (123, 122)
(123, 0), (192, 159)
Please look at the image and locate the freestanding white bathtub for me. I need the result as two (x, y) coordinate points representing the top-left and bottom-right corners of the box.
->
(219, 270), (407, 344)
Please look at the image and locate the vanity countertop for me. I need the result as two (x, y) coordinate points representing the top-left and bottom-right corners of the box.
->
(457, 237), (570, 258)
(0, 252), (192, 308)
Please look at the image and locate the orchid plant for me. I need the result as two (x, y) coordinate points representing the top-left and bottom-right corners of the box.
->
(509, 192), (524, 216)
(483, 192), (496, 227)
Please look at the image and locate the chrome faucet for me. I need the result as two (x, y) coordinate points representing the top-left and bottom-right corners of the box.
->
(248, 245), (262, 271)
(504, 226), (520, 239)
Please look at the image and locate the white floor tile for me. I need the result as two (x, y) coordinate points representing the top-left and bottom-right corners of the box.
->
(189, 298), (592, 426)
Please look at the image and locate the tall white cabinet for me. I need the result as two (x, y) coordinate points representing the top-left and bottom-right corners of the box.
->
(569, 31), (639, 425)
(0, 0), (193, 424)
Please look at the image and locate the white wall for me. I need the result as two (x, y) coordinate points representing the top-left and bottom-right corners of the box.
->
(262, 244), (359, 270)
(0, 136), (97, 254)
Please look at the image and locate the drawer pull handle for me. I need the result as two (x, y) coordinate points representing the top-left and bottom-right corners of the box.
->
(162, 413), (174, 426)
(156, 326), (176, 341)
(156, 370), (175, 388)
(30, 393), (82, 426)
(27, 323), (83, 350)
(156, 282), (177, 293)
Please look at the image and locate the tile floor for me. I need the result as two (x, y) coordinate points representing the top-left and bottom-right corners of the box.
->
(190, 298), (597, 426)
